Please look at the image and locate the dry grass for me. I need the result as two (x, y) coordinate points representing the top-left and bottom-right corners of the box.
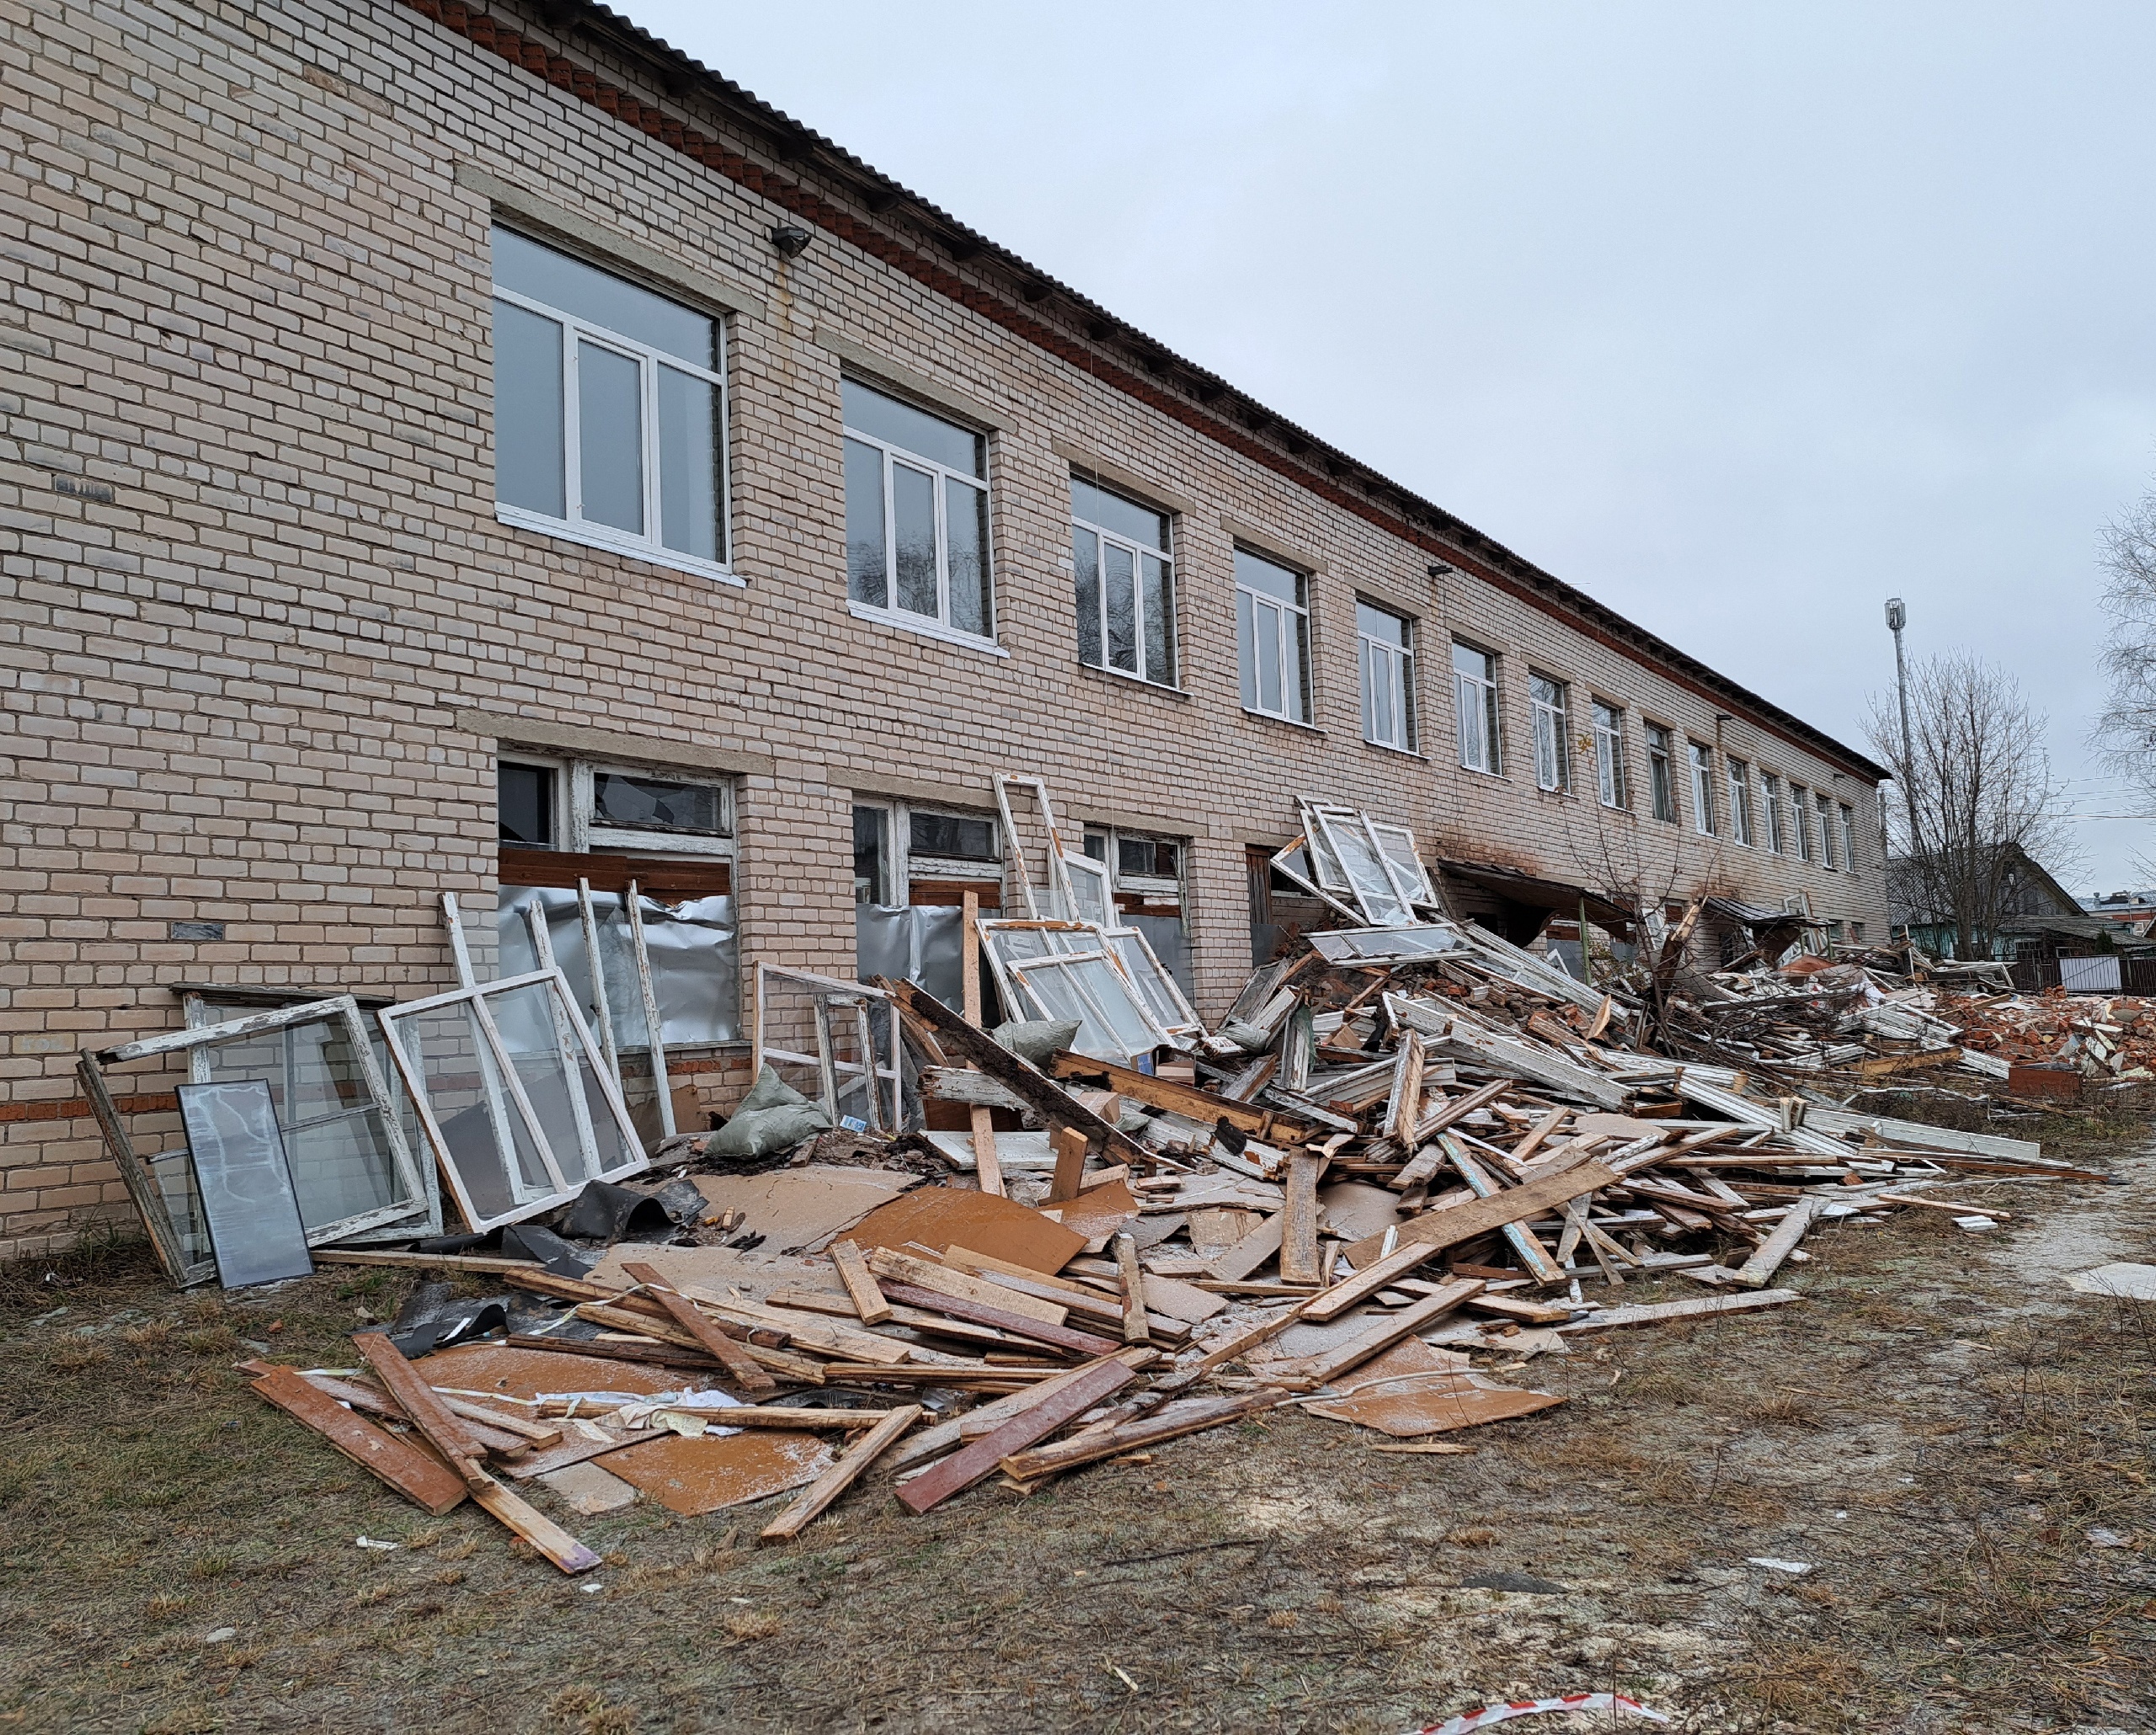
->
(0, 1118), (2148, 1732)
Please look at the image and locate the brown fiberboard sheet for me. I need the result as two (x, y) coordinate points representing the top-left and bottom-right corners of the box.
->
(417, 1343), (680, 1401)
(585, 1242), (840, 1300)
(846, 1184), (1086, 1273)
(1304, 1367), (1566, 1436)
(599, 1430), (832, 1515)
(684, 1164), (920, 1254)
(1043, 1177), (1139, 1241)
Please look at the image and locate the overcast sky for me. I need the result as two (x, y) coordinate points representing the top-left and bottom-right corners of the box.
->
(629, 0), (2156, 892)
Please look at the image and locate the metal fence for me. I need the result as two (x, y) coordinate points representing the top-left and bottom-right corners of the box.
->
(2008, 954), (2156, 996)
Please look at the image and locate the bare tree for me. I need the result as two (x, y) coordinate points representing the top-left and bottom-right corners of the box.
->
(1865, 654), (2078, 959)
(2095, 478), (2156, 818)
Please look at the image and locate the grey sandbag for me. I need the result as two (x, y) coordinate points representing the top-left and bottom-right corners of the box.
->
(1220, 1017), (1275, 1054)
(703, 1065), (832, 1160)
(991, 1018), (1081, 1068)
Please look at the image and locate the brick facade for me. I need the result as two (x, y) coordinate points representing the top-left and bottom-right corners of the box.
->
(0, 0), (1890, 1255)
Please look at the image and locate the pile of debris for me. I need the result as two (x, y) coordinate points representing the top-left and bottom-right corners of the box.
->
(1943, 990), (2156, 1087)
(83, 786), (2117, 1573)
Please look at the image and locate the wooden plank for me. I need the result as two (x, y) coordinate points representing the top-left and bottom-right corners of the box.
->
(1049, 1051), (1315, 1142)
(1445, 1143), (1566, 1284)
(621, 1260), (780, 1393)
(1278, 1153), (1323, 1286)
(470, 1477), (603, 1574)
(999, 1389), (1282, 1481)
(1343, 1158), (1620, 1268)
(1153, 1300), (1310, 1394)
(1385, 1032), (1427, 1145)
(767, 1287), (1026, 1351)
(676, 1286), (915, 1365)
(350, 1332), (491, 1487)
(878, 1281), (1122, 1359)
(312, 1249), (545, 1274)
(961, 889), (1006, 1199)
(1730, 1195), (1823, 1289)
(1388, 1141), (1448, 1193)
(759, 1405), (923, 1544)
(1206, 1213), (1283, 1283)
(1557, 1289), (1804, 1335)
(1509, 1106), (1571, 1163)
(1415, 1076), (1513, 1140)
(572, 1304), (827, 1385)
(1289, 1279), (1484, 1386)
(1112, 1231), (1150, 1345)
(896, 1358), (1134, 1514)
(827, 1238), (892, 1326)
(883, 1349), (1156, 1472)
(865, 1247), (1069, 1326)
(937, 1256), (1123, 1325)
(249, 1366), (467, 1516)
(1048, 1125), (1090, 1205)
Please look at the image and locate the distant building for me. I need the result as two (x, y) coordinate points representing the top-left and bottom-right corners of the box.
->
(1890, 845), (2128, 962)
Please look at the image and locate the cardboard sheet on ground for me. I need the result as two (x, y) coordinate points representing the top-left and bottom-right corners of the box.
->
(599, 1430), (831, 1514)
(845, 1184), (1086, 1273)
(1318, 1179), (1406, 1243)
(1303, 1336), (1566, 1437)
(2065, 1262), (2156, 1303)
(1041, 1177), (1139, 1241)
(683, 1164), (919, 1254)
(585, 1242), (840, 1301)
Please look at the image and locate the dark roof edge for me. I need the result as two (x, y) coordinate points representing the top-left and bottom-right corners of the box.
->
(415, 0), (1892, 786)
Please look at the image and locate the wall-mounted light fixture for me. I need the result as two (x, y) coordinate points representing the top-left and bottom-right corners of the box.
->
(1427, 562), (1456, 580)
(769, 223), (813, 259)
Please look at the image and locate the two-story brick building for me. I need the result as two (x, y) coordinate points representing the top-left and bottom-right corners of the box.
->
(0, 0), (1890, 1256)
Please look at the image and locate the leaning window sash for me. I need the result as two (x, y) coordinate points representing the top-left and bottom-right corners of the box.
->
(844, 419), (995, 641)
(491, 282), (730, 581)
(77, 996), (438, 1288)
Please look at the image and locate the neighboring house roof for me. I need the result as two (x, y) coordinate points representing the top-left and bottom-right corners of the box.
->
(1886, 844), (2082, 927)
(406, 0), (1892, 786)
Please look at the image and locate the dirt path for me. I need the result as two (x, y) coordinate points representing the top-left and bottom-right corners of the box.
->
(2, 1122), (2152, 1735)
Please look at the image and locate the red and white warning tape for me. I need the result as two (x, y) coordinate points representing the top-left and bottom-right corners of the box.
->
(1405, 1691), (1672, 1735)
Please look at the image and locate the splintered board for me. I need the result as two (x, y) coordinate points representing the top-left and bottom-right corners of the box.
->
(1042, 1177), (1139, 1241)
(845, 1184), (1086, 1273)
(598, 1431), (832, 1515)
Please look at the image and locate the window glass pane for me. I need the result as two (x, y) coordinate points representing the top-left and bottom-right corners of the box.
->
(494, 226), (715, 366)
(493, 299), (565, 518)
(852, 805), (888, 904)
(1236, 590), (1258, 710)
(892, 463), (939, 617)
(910, 811), (998, 861)
(1357, 601), (1409, 648)
(844, 437), (888, 606)
(1083, 832), (1108, 862)
(656, 365), (723, 560)
(1070, 477), (1168, 551)
(1457, 674), (1486, 770)
(592, 773), (724, 835)
(841, 377), (983, 476)
(1234, 547), (1303, 606)
(1452, 643), (1493, 683)
(1103, 540), (1138, 673)
(1284, 608), (1310, 723)
(1141, 554), (1174, 685)
(1073, 527), (1102, 668)
(945, 477), (990, 636)
(499, 763), (554, 848)
(1255, 598), (1283, 714)
(577, 341), (644, 533)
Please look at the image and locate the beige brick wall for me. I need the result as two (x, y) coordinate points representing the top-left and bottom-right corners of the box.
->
(0, 0), (1888, 1253)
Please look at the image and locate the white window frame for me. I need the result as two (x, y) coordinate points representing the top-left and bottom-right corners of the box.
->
(491, 274), (735, 588)
(1357, 603), (1417, 753)
(1839, 803), (1859, 875)
(1454, 643), (1502, 775)
(1072, 498), (1177, 689)
(1762, 772), (1785, 853)
(1084, 828), (1187, 904)
(1529, 673), (1569, 793)
(1646, 723), (1678, 823)
(1818, 794), (1839, 869)
(501, 753), (735, 864)
(854, 798), (1004, 896)
(1727, 758), (1753, 846)
(1237, 557), (1312, 725)
(1592, 700), (1628, 809)
(1689, 741), (1716, 836)
(499, 754), (569, 851)
(1789, 783), (1812, 861)
(844, 388), (998, 652)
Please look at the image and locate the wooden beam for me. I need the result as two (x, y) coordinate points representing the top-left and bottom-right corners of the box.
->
(620, 1261), (781, 1394)
(1049, 1124), (1090, 1204)
(1111, 1231), (1150, 1345)
(1557, 1289), (1803, 1335)
(878, 1281), (1122, 1359)
(827, 1239), (892, 1326)
(1342, 1158), (1620, 1268)
(998, 1389), (1282, 1481)
(896, 1359), (1133, 1514)
(759, 1405), (922, 1544)
(249, 1365), (467, 1516)
(1278, 1153), (1323, 1286)
(961, 889), (1006, 1198)
(1286, 1279), (1484, 1386)
(1049, 1051), (1315, 1142)
(312, 1248), (543, 1274)
(1730, 1195), (1823, 1289)
(350, 1332), (491, 1488)
(471, 1478), (602, 1574)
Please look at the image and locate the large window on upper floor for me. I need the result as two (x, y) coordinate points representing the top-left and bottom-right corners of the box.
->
(1592, 700), (1629, 809)
(1646, 723), (1678, 822)
(843, 377), (994, 644)
(1689, 740), (1716, 835)
(1529, 674), (1570, 793)
(1071, 477), (1176, 688)
(491, 225), (730, 581)
(1235, 549), (1311, 724)
(1357, 602), (1417, 752)
(1454, 643), (1502, 774)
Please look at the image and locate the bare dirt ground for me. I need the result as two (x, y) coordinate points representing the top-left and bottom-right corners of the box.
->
(3, 1115), (2153, 1735)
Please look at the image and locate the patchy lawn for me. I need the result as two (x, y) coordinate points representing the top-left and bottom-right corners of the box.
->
(3, 1117), (2152, 1735)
